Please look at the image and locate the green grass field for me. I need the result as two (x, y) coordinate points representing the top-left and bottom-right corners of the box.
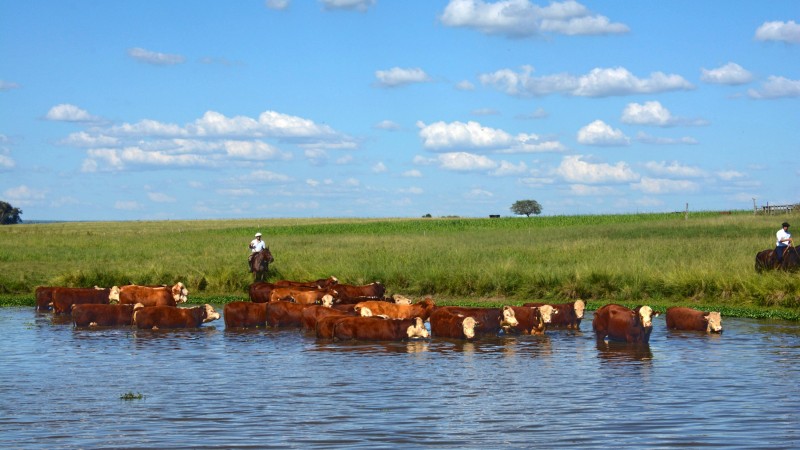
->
(1, 211), (798, 319)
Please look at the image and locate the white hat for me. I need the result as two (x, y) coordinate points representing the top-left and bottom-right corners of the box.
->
(255, 232), (262, 237)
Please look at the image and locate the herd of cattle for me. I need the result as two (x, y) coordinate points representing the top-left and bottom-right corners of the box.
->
(34, 276), (723, 343)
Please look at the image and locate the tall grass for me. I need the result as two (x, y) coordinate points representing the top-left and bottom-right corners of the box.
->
(1, 212), (799, 312)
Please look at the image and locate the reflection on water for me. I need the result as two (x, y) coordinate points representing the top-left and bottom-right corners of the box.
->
(1, 308), (799, 449)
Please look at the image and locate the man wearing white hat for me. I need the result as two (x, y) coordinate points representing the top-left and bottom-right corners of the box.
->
(248, 232), (266, 272)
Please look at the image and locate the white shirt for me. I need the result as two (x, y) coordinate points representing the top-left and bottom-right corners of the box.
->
(776, 228), (791, 247)
(250, 238), (266, 252)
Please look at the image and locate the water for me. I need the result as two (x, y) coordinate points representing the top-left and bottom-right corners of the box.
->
(1, 308), (798, 449)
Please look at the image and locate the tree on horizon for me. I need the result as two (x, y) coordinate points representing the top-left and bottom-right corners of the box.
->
(0, 201), (23, 225)
(510, 200), (542, 217)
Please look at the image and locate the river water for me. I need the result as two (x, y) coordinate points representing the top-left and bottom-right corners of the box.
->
(1, 307), (798, 449)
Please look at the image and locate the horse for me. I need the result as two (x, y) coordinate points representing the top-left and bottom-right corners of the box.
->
(755, 245), (799, 272)
(249, 247), (274, 282)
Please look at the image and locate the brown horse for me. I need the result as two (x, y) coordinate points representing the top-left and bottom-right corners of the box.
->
(755, 245), (799, 272)
(249, 247), (274, 282)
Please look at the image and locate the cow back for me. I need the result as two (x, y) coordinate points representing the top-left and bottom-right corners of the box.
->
(224, 301), (268, 328)
(72, 304), (138, 327)
(52, 288), (111, 314)
(133, 306), (205, 329)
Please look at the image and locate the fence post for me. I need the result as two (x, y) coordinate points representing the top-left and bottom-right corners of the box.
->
(685, 202), (688, 220)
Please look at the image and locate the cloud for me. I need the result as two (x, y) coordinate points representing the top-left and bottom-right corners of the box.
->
(490, 160), (528, 176)
(635, 132), (698, 145)
(556, 155), (638, 183)
(516, 108), (549, 120)
(224, 140), (288, 160)
(437, 152), (498, 171)
(244, 170), (292, 183)
(217, 188), (255, 196)
(748, 76), (800, 99)
(717, 170), (746, 180)
(402, 169), (422, 177)
(700, 62), (753, 85)
(399, 186), (424, 195)
(577, 120), (629, 146)
(0, 80), (21, 91)
(45, 104), (103, 123)
(373, 120), (401, 130)
(569, 184), (619, 196)
(0, 153), (13, 170)
(147, 192), (177, 203)
(114, 201), (142, 210)
(480, 65), (693, 97)
(643, 161), (706, 178)
(754, 20), (800, 44)
(372, 162), (388, 173)
(631, 177), (699, 194)
(4, 185), (46, 206)
(127, 47), (186, 65)
(265, 0), (290, 10)
(621, 101), (707, 127)
(321, 0), (375, 12)
(464, 188), (493, 198)
(456, 80), (475, 90)
(440, 0), (628, 37)
(375, 67), (431, 87)
(417, 120), (565, 153)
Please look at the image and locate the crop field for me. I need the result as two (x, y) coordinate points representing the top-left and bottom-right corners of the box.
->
(1, 211), (798, 318)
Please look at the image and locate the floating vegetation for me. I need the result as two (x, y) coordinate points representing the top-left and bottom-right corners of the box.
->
(120, 392), (144, 401)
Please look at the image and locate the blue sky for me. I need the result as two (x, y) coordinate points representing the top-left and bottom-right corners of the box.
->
(1, 0), (798, 221)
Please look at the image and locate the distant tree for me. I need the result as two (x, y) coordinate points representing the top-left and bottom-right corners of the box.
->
(422, 213), (432, 218)
(0, 201), (23, 224)
(510, 200), (542, 217)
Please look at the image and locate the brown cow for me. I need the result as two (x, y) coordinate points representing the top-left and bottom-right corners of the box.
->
(302, 305), (361, 332)
(592, 304), (658, 344)
(274, 276), (339, 289)
(249, 282), (275, 303)
(665, 307), (722, 333)
(268, 287), (338, 305)
(354, 298), (436, 321)
(266, 301), (310, 327)
(524, 300), (584, 329)
(331, 316), (429, 341)
(109, 282), (188, 307)
(52, 287), (112, 314)
(35, 286), (58, 311)
(429, 308), (479, 339)
(72, 303), (145, 327)
(133, 304), (220, 330)
(435, 306), (519, 335)
(333, 282), (386, 303)
(224, 301), (268, 328)
(315, 308), (374, 339)
(507, 305), (556, 335)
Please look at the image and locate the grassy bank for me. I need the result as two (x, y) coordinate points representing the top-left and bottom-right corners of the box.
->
(1, 212), (798, 318)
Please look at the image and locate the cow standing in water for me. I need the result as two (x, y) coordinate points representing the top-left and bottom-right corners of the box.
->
(592, 304), (658, 344)
(665, 307), (722, 333)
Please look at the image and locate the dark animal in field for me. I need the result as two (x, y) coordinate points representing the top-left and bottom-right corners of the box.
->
(109, 282), (188, 307)
(52, 287), (112, 314)
(133, 305), (220, 330)
(274, 277), (338, 289)
(332, 282), (386, 303)
(665, 307), (722, 333)
(354, 298), (436, 321)
(35, 286), (58, 311)
(250, 247), (274, 282)
(523, 300), (584, 329)
(331, 316), (429, 341)
(507, 305), (556, 335)
(224, 301), (268, 328)
(249, 282), (275, 303)
(755, 246), (800, 272)
(269, 287), (338, 305)
(434, 306), (519, 335)
(72, 303), (144, 327)
(429, 308), (479, 339)
(592, 304), (658, 344)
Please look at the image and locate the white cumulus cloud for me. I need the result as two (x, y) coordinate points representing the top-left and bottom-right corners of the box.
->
(755, 20), (800, 44)
(632, 177), (699, 194)
(375, 67), (431, 87)
(577, 120), (630, 146)
(556, 155), (638, 184)
(321, 0), (375, 12)
(45, 104), (103, 123)
(127, 47), (186, 65)
(748, 76), (800, 99)
(437, 152), (498, 171)
(701, 62), (753, 85)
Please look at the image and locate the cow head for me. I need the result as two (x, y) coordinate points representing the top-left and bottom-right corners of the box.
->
(573, 299), (586, 319)
(172, 282), (188, 303)
(202, 304), (221, 323)
(461, 316), (478, 339)
(705, 311), (723, 333)
(637, 305), (656, 328)
(321, 294), (334, 308)
(538, 304), (556, 324)
(108, 286), (120, 303)
(392, 294), (412, 305)
(406, 317), (429, 339)
(358, 306), (373, 317)
(500, 306), (519, 328)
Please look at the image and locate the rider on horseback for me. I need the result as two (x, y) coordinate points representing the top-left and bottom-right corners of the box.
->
(249, 232), (266, 272)
(776, 222), (792, 264)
